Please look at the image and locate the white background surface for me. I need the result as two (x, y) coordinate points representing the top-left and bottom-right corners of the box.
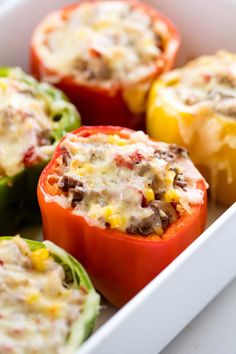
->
(160, 203), (236, 354)
(161, 279), (236, 354)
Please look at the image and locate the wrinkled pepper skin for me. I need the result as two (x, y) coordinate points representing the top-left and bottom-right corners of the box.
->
(146, 78), (236, 206)
(0, 68), (80, 235)
(38, 126), (207, 308)
(0, 236), (100, 349)
(30, 0), (180, 130)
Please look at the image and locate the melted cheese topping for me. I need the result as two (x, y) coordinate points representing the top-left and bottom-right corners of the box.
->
(165, 51), (236, 119)
(34, 1), (165, 87)
(0, 237), (86, 354)
(0, 72), (54, 177)
(47, 131), (204, 236)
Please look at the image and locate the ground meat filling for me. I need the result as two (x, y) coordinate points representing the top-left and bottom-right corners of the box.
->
(0, 73), (54, 177)
(0, 237), (87, 354)
(170, 52), (236, 119)
(126, 201), (178, 236)
(48, 131), (202, 237)
(37, 1), (166, 87)
(58, 175), (85, 208)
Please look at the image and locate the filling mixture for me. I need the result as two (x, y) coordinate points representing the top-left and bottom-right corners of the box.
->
(0, 71), (54, 177)
(47, 131), (204, 236)
(166, 51), (236, 119)
(0, 237), (87, 354)
(35, 1), (167, 86)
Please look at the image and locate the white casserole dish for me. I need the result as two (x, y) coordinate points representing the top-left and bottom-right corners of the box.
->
(0, 0), (235, 353)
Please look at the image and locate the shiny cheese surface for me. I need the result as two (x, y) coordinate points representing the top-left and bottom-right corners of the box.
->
(164, 51), (236, 119)
(0, 71), (54, 177)
(147, 51), (236, 204)
(0, 237), (86, 354)
(47, 131), (205, 236)
(34, 1), (164, 87)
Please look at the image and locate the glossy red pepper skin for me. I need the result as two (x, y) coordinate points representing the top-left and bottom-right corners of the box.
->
(31, 0), (180, 130)
(38, 126), (207, 308)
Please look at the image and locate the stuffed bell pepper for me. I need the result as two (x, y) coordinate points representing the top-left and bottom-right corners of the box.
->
(0, 236), (99, 353)
(38, 126), (207, 307)
(147, 51), (236, 206)
(0, 67), (80, 234)
(31, 0), (180, 129)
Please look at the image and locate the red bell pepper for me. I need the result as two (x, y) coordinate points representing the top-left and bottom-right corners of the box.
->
(30, 0), (180, 130)
(38, 126), (207, 308)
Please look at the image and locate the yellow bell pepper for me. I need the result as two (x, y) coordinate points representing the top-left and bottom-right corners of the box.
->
(147, 52), (236, 206)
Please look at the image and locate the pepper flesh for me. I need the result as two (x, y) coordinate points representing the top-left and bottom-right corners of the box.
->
(0, 67), (80, 235)
(38, 126), (207, 307)
(30, 0), (180, 130)
(146, 76), (236, 206)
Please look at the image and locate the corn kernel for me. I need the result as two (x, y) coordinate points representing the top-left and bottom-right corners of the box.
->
(93, 20), (111, 30)
(102, 206), (114, 219)
(71, 159), (81, 170)
(31, 248), (49, 272)
(108, 214), (126, 229)
(165, 170), (176, 186)
(107, 135), (127, 146)
(84, 163), (94, 173)
(78, 163), (94, 176)
(26, 292), (40, 304)
(144, 188), (155, 202)
(164, 189), (180, 203)
(101, 206), (126, 229)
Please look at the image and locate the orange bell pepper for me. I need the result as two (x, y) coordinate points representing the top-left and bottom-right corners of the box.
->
(38, 126), (207, 307)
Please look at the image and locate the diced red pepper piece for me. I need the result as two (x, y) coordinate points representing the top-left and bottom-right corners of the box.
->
(23, 146), (38, 167)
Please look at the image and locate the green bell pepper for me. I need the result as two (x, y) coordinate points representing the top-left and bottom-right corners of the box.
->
(0, 236), (100, 351)
(0, 67), (80, 234)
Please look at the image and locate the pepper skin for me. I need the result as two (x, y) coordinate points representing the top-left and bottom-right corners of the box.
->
(38, 126), (207, 308)
(30, 0), (180, 130)
(0, 67), (80, 235)
(146, 53), (236, 206)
